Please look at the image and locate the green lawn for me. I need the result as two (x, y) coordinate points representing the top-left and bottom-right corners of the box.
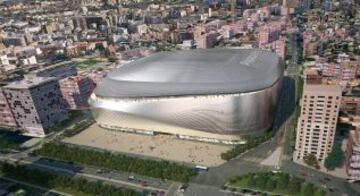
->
(55, 187), (92, 196)
(226, 171), (326, 196)
(75, 58), (106, 70)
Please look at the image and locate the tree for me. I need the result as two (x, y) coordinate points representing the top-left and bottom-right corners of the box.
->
(256, 175), (266, 189)
(247, 175), (256, 187)
(255, 174), (268, 189)
(0, 162), (138, 196)
(221, 133), (273, 161)
(301, 183), (314, 196)
(324, 143), (344, 170)
(276, 173), (289, 190)
(35, 142), (196, 182)
(314, 189), (327, 196)
(304, 154), (318, 167)
(265, 179), (276, 191)
(288, 177), (302, 194)
(227, 172), (325, 196)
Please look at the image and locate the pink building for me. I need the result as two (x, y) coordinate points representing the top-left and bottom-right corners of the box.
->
(258, 27), (280, 46)
(294, 84), (342, 163)
(340, 61), (358, 81)
(260, 39), (286, 60)
(117, 48), (154, 60)
(274, 40), (286, 59)
(59, 76), (94, 110)
(197, 32), (218, 49)
(0, 88), (17, 128)
(88, 70), (107, 87)
(242, 9), (256, 18)
(321, 63), (341, 78)
(346, 129), (360, 180)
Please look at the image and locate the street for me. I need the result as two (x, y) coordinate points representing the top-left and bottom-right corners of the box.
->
(0, 154), (174, 195)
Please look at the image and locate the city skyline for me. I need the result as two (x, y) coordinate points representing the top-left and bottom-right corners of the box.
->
(0, 0), (359, 196)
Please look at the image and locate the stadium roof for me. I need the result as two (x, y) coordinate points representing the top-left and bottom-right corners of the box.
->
(95, 49), (283, 98)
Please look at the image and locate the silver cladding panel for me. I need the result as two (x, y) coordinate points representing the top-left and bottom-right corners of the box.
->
(95, 49), (283, 98)
(89, 77), (282, 137)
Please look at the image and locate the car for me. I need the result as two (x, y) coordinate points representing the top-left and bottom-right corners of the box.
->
(128, 176), (135, 181)
(102, 169), (110, 173)
(271, 170), (280, 173)
(347, 179), (356, 183)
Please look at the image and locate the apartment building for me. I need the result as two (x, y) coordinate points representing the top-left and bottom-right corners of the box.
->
(0, 88), (17, 128)
(341, 96), (360, 116)
(294, 84), (342, 162)
(59, 76), (94, 110)
(3, 75), (68, 137)
(196, 31), (218, 49)
(345, 129), (360, 180)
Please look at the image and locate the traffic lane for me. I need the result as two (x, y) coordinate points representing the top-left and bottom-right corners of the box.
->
(2, 156), (169, 194)
(80, 166), (172, 190)
(21, 153), (173, 190)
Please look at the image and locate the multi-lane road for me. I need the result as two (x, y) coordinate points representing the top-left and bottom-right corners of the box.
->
(0, 153), (176, 195)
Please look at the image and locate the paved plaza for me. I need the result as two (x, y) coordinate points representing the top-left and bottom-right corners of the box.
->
(63, 124), (231, 167)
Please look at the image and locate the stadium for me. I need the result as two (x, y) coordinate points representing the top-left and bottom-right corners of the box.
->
(89, 49), (284, 144)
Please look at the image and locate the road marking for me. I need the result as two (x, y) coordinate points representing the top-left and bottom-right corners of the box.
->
(78, 172), (168, 192)
(1, 157), (168, 193)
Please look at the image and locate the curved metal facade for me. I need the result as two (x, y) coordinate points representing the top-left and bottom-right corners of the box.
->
(89, 77), (282, 142)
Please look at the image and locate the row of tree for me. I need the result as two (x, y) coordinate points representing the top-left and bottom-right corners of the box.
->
(63, 117), (95, 138)
(324, 143), (345, 171)
(303, 143), (345, 171)
(227, 172), (326, 196)
(0, 162), (138, 196)
(0, 139), (20, 151)
(35, 142), (197, 182)
(221, 133), (273, 161)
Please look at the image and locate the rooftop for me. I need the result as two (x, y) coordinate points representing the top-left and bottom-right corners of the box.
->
(95, 49), (283, 98)
(4, 75), (56, 89)
(31, 61), (75, 74)
(304, 84), (342, 94)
